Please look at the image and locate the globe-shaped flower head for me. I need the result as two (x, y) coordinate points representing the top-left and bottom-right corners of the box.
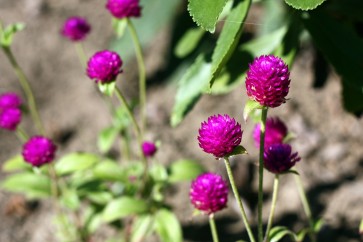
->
(106, 0), (142, 19)
(0, 108), (21, 131)
(245, 55), (290, 108)
(264, 144), (300, 174)
(22, 136), (57, 167)
(87, 50), (123, 84)
(61, 16), (91, 41)
(142, 141), (157, 157)
(253, 117), (288, 147)
(0, 92), (22, 110)
(190, 173), (229, 214)
(198, 114), (243, 158)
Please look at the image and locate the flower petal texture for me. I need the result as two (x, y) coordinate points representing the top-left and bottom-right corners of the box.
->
(245, 55), (290, 108)
(0, 92), (22, 110)
(61, 16), (91, 41)
(142, 141), (157, 157)
(253, 117), (288, 147)
(106, 0), (142, 19)
(190, 173), (228, 214)
(0, 108), (21, 131)
(87, 50), (123, 84)
(22, 136), (57, 167)
(198, 114), (242, 158)
(264, 144), (300, 174)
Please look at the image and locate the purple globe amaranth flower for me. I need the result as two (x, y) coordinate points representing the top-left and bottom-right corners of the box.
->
(245, 55), (290, 108)
(142, 141), (157, 157)
(198, 114), (243, 158)
(106, 0), (142, 19)
(0, 92), (22, 110)
(190, 173), (228, 214)
(264, 144), (300, 174)
(253, 117), (288, 147)
(22, 136), (57, 167)
(0, 108), (21, 131)
(87, 50), (123, 84)
(61, 16), (91, 41)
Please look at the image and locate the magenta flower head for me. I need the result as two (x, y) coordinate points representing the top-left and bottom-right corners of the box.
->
(190, 173), (228, 214)
(253, 117), (288, 147)
(106, 0), (142, 19)
(61, 16), (91, 41)
(245, 55), (290, 108)
(0, 92), (22, 110)
(87, 50), (123, 84)
(264, 144), (300, 174)
(198, 114), (242, 158)
(22, 136), (57, 167)
(0, 108), (21, 131)
(142, 141), (157, 157)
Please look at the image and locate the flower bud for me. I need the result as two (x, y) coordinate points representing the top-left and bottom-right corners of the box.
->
(106, 0), (142, 19)
(264, 144), (300, 174)
(142, 141), (157, 157)
(0, 108), (21, 131)
(22, 136), (57, 167)
(0, 92), (22, 110)
(253, 117), (288, 147)
(61, 16), (91, 41)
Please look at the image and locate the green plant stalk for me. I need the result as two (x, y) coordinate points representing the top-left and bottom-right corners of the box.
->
(294, 172), (316, 242)
(75, 42), (87, 68)
(258, 107), (268, 242)
(224, 157), (256, 242)
(15, 126), (29, 142)
(209, 213), (220, 242)
(264, 174), (280, 242)
(126, 18), (146, 134)
(2, 46), (45, 135)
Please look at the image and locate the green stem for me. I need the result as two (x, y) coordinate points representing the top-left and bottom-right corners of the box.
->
(264, 175), (280, 242)
(224, 157), (256, 242)
(294, 172), (316, 242)
(209, 213), (220, 242)
(15, 126), (29, 142)
(2, 47), (45, 135)
(126, 18), (146, 135)
(258, 107), (268, 242)
(75, 42), (87, 68)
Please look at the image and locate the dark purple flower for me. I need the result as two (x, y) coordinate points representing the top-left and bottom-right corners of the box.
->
(0, 92), (22, 110)
(22, 136), (57, 167)
(190, 173), (228, 214)
(142, 141), (157, 157)
(253, 117), (288, 147)
(264, 144), (300, 174)
(61, 16), (91, 41)
(86, 50), (123, 84)
(106, 0), (142, 19)
(198, 114), (243, 158)
(245, 55), (290, 108)
(0, 108), (21, 131)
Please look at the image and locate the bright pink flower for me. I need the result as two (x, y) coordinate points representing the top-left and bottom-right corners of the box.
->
(22, 136), (57, 167)
(0, 108), (21, 131)
(190, 173), (228, 214)
(264, 144), (300, 174)
(61, 16), (91, 41)
(246, 55), (290, 108)
(0, 92), (22, 110)
(142, 141), (157, 157)
(253, 117), (288, 147)
(106, 0), (142, 19)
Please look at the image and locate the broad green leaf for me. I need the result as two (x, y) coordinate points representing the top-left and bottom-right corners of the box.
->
(60, 189), (80, 210)
(174, 28), (205, 58)
(154, 209), (182, 242)
(102, 197), (148, 222)
(55, 152), (100, 176)
(303, 10), (363, 113)
(112, 18), (127, 38)
(92, 160), (125, 181)
(98, 126), (119, 153)
(168, 159), (205, 183)
(188, 0), (229, 33)
(171, 54), (211, 127)
(1, 173), (51, 199)
(131, 215), (154, 242)
(2, 154), (31, 172)
(284, 0), (326, 10)
(269, 226), (297, 242)
(0, 23), (25, 47)
(149, 164), (168, 182)
(98, 82), (116, 97)
(210, 0), (251, 88)
(243, 100), (263, 121)
(87, 191), (113, 205)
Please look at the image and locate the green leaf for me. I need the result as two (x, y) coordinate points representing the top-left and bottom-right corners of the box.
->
(188, 0), (229, 33)
(2, 154), (31, 172)
(0, 23), (25, 47)
(98, 82), (116, 96)
(269, 226), (297, 242)
(60, 189), (80, 210)
(55, 152), (100, 176)
(112, 18), (127, 38)
(92, 160), (125, 181)
(314, 218), (324, 232)
(171, 54), (211, 127)
(154, 209), (182, 242)
(87, 191), (113, 205)
(359, 219), (363, 234)
(149, 164), (168, 182)
(296, 228), (310, 241)
(243, 100), (263, 121)
(98, 126), (119, 153)
(102, 197), (148, 222)
(284, 0), (326, 10)
(174, 28), (205, 58)
(131, 215), (154, 242)
(303, 10), (363, 114)
(227, 145), (248, 157)
(1, 173), (51, 199)
(168, 159), (205, 183)
(210, 0), (251, 88)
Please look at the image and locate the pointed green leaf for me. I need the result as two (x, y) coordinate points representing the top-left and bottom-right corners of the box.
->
(93, 160), (125, 181)
(98, 82), (116, 97)
(55, 152), (100, 176)
(98, 126), (120, 153)
(269, 226), (297, 242)
(296, 228), (309, 241)
(314, 218), (324, 232)
(112, 18), (127, 38)
(227, 145), (248, 157)
(243, 99), (262, 121)
(154, 209), (182, 242)
(131, 215), (154, 242)
(60, 189), (80, 210)
(168, 159), (205, 183)
(359, 219), (363, 234)
(87, 191), (113, 205)
(284, 0), (326, 10)
(174, 28), (205, 58)
(102, 197), (148, 222)
(2, 154), (31, 172)
(0, 23), (25, 47)
(188, 0), (229, 33)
